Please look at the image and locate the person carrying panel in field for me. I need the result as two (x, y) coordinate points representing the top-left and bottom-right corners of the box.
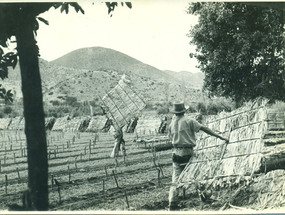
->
(167, 102), (229, 211)
(110, 126), (126, 158)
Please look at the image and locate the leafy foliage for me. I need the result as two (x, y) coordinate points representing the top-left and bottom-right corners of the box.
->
(0, 85), (13, 103)
(188, 2), (285, 105)
(0, 46), (17, 103)
(105, 2), (132, 16)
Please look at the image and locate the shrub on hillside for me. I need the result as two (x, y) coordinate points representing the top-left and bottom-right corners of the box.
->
(207, 102), (219, 115)
(0, 105), (18, 118)
(157, 106), (169, 114)
(3, 106), (13, 115)
(50, 100), (60, 106)
(187, 104), (197, 113)
(197, 102), (207, 115)
(46, 106), (70, 118)
(65, 96), (79, 106)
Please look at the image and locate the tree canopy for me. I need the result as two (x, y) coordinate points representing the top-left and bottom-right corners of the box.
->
(188, 2), (285, 105)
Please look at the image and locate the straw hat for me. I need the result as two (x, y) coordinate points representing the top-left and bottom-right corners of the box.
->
(171, 102), (187, 114)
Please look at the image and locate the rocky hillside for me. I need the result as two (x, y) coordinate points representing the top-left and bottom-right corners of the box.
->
(6, 47), (204, 106)
(164, 70), (204, 89)
(51, 47), (177, 83)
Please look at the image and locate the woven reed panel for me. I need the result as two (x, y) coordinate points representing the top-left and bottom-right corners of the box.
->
(102, 76), (146, 130)
(8, 117), (23, 130)
(18, 117), (25, 130)
(0, 118), (11, 130)
(64, 117), (90, 132)
(86, 115), (109, 132)
(179, 102), (269, 183)
(135, 114), (162, 136)
(52, 116), (71, 131)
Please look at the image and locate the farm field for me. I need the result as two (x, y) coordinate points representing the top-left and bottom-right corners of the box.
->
(2, 128), (285, 212)
(0, 129), (184, 211)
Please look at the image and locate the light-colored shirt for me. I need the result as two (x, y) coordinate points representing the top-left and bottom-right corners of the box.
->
(113, 128), (123, 143)
(168, 115), (202, 147)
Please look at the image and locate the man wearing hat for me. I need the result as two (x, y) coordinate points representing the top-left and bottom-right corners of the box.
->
(168, 102), (229, 210)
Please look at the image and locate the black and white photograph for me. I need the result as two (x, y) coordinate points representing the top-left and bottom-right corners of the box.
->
(0, 0), (285, 213)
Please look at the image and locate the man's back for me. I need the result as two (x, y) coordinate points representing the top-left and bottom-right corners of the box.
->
(169, 115), (201, 147)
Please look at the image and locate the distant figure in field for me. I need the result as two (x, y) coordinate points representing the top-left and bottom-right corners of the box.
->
(126, 117), (138, 133)
(110, 126), (126, 158)
(158, 116), (168, 133)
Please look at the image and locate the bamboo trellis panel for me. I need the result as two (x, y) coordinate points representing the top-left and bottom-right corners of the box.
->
(179, 100), (285, 184)
(101, 76), (146, 130)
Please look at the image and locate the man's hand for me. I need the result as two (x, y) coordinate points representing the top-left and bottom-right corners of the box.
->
(220, 137), (229, 143)
(200, 126), (229, 143)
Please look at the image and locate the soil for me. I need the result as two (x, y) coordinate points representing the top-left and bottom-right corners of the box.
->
(0, 130), (285, 212)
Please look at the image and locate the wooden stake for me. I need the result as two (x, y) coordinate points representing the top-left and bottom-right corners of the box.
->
(54, 179), (61, 203)
(51, 174), (54, 190)
(112, 170), (119, 188)
(158, 163), (164, 177)
(183, 187), (186, 199)
(68, 165), (71, 183)
(17, 167), (20, 182)
(103, 179), (105, 195)
(5, 174), (8, 194)
(104, 166), (108, 177)
(13, 153), (16, 163)
(93, 139), (96, 149)
(157, 168), (161, 187)
(75, 158), (77, 170)
(124, 189), (130, 208)
(153, 155), (158, 167)
(123, 153), (126, 164)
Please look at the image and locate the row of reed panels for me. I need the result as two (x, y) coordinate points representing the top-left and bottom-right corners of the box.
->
(179, 99), (284, 184)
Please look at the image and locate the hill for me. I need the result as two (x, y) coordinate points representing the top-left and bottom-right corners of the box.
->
(163, 70), (204, 89)
(5, 47), (204, 113)
(51, 46), (178, 83)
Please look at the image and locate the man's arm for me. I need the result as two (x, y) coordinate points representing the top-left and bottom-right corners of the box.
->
(200, 126), (229, 142)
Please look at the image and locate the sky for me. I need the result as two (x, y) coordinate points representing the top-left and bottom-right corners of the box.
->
(36, 0), (200, 73)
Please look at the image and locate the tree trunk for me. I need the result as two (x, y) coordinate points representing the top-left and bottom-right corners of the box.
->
(16, 20), (48, 210)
